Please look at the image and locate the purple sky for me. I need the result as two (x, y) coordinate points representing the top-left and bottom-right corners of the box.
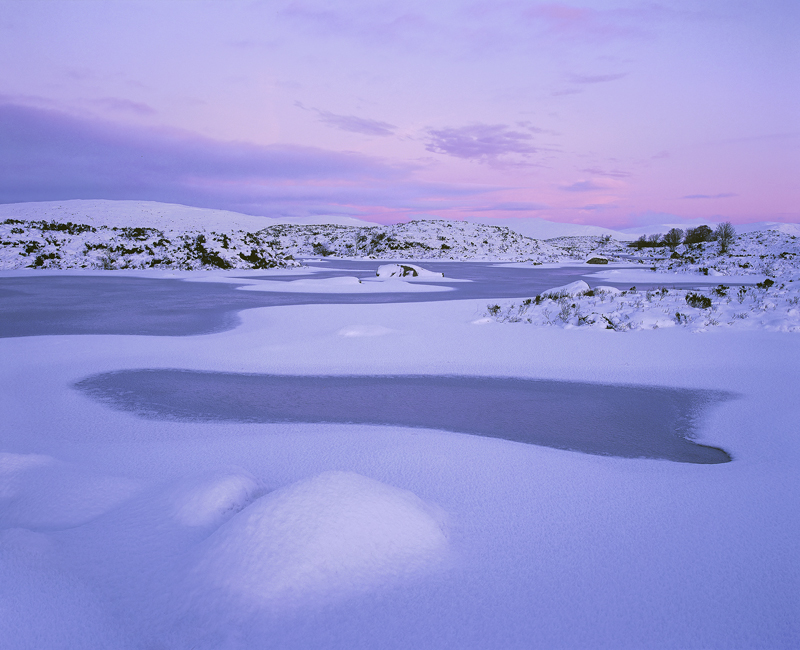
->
(1, 0), (797, 226)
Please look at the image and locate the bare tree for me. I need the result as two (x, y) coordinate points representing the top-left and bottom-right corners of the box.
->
(714, 222), (736, 254)
(647, 233), (662, 246)
(663, 228), (684, 251)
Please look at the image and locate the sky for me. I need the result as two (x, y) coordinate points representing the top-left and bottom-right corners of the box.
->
(0, 0), (797, 227)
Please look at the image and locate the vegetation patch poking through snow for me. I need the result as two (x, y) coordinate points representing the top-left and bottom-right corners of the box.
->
(486, 281), (800, 333)
(0, 219), (298, 270)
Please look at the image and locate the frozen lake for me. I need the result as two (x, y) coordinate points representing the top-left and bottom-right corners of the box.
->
(76, 370), (732, 464)
(0, 260), (724, 337)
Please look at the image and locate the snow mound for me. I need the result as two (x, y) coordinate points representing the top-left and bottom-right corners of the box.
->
(193, 471), (448, 610)
(542, 280), (590, 298)
(376, 263), (444, 278)
(594, 285), (623, 295)
(171, 471), (262, 528)
(0, 452), (138, 529)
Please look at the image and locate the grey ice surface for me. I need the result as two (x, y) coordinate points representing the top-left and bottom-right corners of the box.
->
(75, 371), (733, 464)
(0, 261), (714, 338)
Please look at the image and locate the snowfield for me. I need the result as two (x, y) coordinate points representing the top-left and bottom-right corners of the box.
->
(0, 200), (798, 649)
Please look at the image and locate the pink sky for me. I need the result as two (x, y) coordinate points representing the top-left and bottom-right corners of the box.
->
(0, 0), (797, 226)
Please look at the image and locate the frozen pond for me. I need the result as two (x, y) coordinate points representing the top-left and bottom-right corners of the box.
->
(0, 261), (724, 337)
(75, 370), (732, 464)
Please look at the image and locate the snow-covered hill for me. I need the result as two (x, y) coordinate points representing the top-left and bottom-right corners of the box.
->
(0, 219), (299, 270)
(264, 220), (565, 262)
(0, 200), (379, 231)
(1, 200), (798, 274)
(465, 216), (636, 241)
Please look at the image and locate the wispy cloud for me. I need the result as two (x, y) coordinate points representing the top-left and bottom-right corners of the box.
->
(682, 193), (737, 199)
(525, 4), (643, 42)
(581, 167), (631, 178)
(315, 111), (396, 136)
(92, 97), (156, 115)
(425, 123), (538, 162)
(471, 202), (550, 212)
(296, 102), (396, 136)
(560, 180), (607, 192)
(567, 72), (627, 84)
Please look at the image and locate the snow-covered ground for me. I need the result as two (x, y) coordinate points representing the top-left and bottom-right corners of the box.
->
(1, 276), (798, 649)
(1, 200), (798, 648)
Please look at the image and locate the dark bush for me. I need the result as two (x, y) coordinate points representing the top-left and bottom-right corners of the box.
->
(239, 249), (276, 269)
(684, 225), (713, 245)
(756, 278), (774, 290)
(686, 293), (712, 309)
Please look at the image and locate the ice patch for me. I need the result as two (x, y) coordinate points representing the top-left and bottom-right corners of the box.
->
(193, 471), (448, 610)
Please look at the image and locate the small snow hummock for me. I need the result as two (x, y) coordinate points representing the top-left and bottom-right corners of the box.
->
(541, 280), (591, 298)
(190, 471), (448, 611)
(376, 263), (444, 279)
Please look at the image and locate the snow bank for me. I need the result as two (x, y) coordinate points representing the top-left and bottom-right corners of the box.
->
(192, 471), (448, 610)
(541, 280), (590, 298)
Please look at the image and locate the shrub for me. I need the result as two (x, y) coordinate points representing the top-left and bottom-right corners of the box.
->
(487, 304), (501, 316)
(686, 292), (712, 309)
(756, 278), (774, 290)
(238, 249), (276, 269)
(684, 225), (713, 245)
(712, 285), (729, 297)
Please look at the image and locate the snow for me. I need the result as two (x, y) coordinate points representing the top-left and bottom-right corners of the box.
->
(193, 471), (448, 612)
(541, 280), (591, 298)
(376, 263), (444, 279)
(2, 293), (798, 648)
(465, 216), (636, 240)
(0, 200), (798, 648)
(0, 199), (379, 231)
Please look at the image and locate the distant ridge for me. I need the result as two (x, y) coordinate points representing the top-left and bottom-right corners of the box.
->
(0, 200), (379, 232)
(464, 217), (635, 241)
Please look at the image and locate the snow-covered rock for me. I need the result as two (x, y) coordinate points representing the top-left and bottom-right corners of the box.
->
(376, 263), (444, 278)
(541, 280), (591, 298)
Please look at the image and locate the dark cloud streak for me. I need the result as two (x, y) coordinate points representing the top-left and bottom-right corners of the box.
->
(0, 103), (493, 219)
